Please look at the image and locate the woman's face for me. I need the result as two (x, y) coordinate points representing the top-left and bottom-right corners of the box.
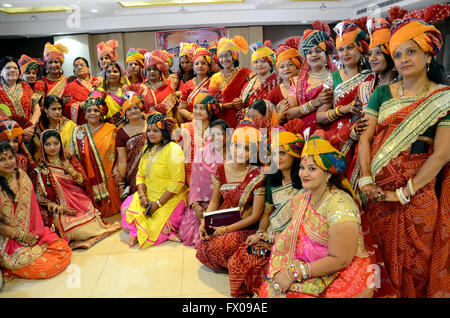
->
(368, 46), (388, 74)
(209, 125), (227, 152)
(73, 59), (90, 77)
(46, 58), (62, 75)
(127, 61), (142, 76)
(125, 104), (143, 121)
(9, 137), (19, 153)
(232, 141), (250, 164)
(106, 64), (120, 85)
(21, 68), (38, 84)
(180, 55), (193, 72)
(274, 145), (294, 172)
(45, 101), (63, 123)
(218, 51), (234, 69)
(43, 136), (61, 159)
(0, 149), (16, 176)
(85, 105), (102, 125)
(99, 55), (112, 70)
(277, 59), (298, 81)
(253, 58), (271, 76)
(337, 43), (361, 69)
(193, 103), (209, 121)
(299, 156), (330, 191)
(145, 65), (161, 83)
(193, 57), (210, 77)
(147, 124), (163, 144)
(247, 107), (264, 120)
(306, 45), (327, 71)
(1, 62), (20, 83)
(393, 40), (431, 79)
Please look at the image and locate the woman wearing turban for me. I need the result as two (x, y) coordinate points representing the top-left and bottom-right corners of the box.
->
(358, 18), (449, 298)
(96, 39), (119, 78)
(121, 112), (188, 248)
(175, 42), (198, 94)
(125, 48), (147, 85)
(208, 36), (254, 128)
(18, 54), (42, 89)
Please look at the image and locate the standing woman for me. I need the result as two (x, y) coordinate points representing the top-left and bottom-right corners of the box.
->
(228, 119), (304, 297)
(208, 36), (253, 129)
(116, 92), (148, 196)
(34, 42), (69, 100)
(125, 48), (147, 85)
(18, 54), (43, 89)
(62, 57), (99, 125)
(358, 19), (449, 298)
(267, 37), (302, 123)
(236, 41), (279, 123)
(0, 57), (41, 143)
(178, 47), (214, 123)
(96, 39), (119, 78)
(175, 43), (198, 96)
(286, 22), (337, 135)
(196, 119), (266, 272)
(34, 130), (121, 249)
(121, 112), (188, 248)
(0, 141), (72, 282)
(70, 97), (122, 218)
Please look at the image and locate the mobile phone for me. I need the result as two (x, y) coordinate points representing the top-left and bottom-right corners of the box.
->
(351, 95), (363, 123)
(145, 203), (152, 216)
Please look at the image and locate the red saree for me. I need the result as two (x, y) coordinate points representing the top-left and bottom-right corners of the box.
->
(196, 163), (266, 272)
(141, 81), (177, 117)
(0, 80), (39, 120)
(33, 76), (68, 99)
(62, 77), (98, 125)
(180, 77), (211, 113)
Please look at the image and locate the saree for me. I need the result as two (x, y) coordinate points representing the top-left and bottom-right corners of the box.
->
(34, 157), (121, 250)
(365, 86), (450, 298)
(196, 163), (266, 272)
(228, 182), (300, 298)
(33, 76), (68, 99)
(141, 81), (177, 117)
(71, 123), (122, 218)
(259, 189), (374, 298)
(179, 139), (223, 248)
(0, 79), (40, 120)
(91, 87), (124, 126)
(181, 77), (211, 113)
(116, 128), (147, 195)
(208, 67), (253, 128)
(0, 169), (71, 280)
(62, 77), (98, 125)
(121, 142), (188, 249)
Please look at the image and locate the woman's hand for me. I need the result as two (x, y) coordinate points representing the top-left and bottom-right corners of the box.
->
(23, 126), (35, 142)
(145, 202), (159, 216)
(354, 114), (369, 136)
(139, 194), (150, 209)
(62, 160), (74, 174)
(360, 184), (385, 201)
(313, 88), (333, 108)
(277, 99), (289, 122)
(193, 203), (205, 220)
(245, 233), (260, 247)
(64, 148), (74, 159)
(232, 98), (243, 110)
(199, 219), (210, 241)
(382, 190), (400, 202)
(272, 269), (294, 294)
(22, 232), (39, 247)
(62, 206), (79, 216)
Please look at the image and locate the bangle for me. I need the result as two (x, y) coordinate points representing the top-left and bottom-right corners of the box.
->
(156, 200), (162, 208)
(335, 105), (343, 117)
(138, 193), (146, 199)
(18, 230), (26, 242)
(407, 179), (416, 196)
(327, 109), (336, 121)
(306, 262), (312, 279)
(396, 187), (410, 205)
(358, 176), (374, 189)
(298, 263), (310, 280)
(289, 264), (300, 281)
(286, 268), (296, 282)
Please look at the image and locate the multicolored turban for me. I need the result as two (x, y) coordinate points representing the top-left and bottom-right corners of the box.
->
(193, 47), (213, 66)
(84, 97), (109, 117)
(334, 21), (370, 53)
(302, 28), (335, 56)
(0, 119), (24, 144)
(122, 91), (145, 114)
(18, 54), (42, 75)
(232, 117), (261, 145)
(271, 119), (305, 158)
(153, 50), (175, 69)
(389, 18), (442, 58)
(208, 41), (219, 64)
(276, 37), (302, 70)
(43, 42), (68, 64)
(193, 93), (220, 117)
(368, 18), (391, 55)
(126, 48), (146, 67)
(144, 51), (168, 78)
(96, 39), (119, 62)
(147, 111), (175, 133)
(217, 36), (249, 60)
(179, 43), (200, 63)
(251, 41), (276, 66)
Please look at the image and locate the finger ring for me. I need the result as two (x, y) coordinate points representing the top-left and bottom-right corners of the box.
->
(273, 284), (280, 291)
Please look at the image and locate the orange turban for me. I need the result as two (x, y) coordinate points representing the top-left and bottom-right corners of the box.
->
(122, 92), (145, 114)
(232, 118), (261, 145)
(389, 18), (442, 58)
(193, 47), (213, 65)
(0, 119), (24, 144)
(276, 37), (302, 69)
(368, 18), (391, 55)
(217, 36), (249, 60)
(334, 21), (369, 53)
(43, 42), (68, 64)
(96, 39), (119, 61)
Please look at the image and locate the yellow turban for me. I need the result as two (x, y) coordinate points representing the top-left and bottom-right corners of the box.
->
(251, 41), (276, 65)
(43, 42), (68, 64)
(232, 118), (261, 144)
(217, 36), (249, 60)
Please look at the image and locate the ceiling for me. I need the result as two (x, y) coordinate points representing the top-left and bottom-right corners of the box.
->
(0, 0), (436, 38)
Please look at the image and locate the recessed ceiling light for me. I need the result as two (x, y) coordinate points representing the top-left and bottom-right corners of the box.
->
(3, 3), (12, 7)
(91, 9), (99, 13)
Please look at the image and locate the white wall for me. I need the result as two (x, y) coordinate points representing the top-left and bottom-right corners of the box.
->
(53, 34), (91, 77)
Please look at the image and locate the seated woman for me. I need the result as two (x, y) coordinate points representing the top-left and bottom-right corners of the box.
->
(245, 99), (279, 128)
(228, 119), (304, 297)
(34, 130), (121, 249)
(70, 97), (122, 218)
(178, 113), (228, 249)
(259, 130), (375, 298)
(116, 92), (148, 196)
(196, 118), (266, 272)
(33, 95), (76, 161)
(0, 141), (71, 283)
(121, 112), (188, 248)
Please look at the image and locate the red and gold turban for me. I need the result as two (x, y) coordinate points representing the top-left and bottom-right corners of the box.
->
(179, 43), (200, 63)
(43, 42), (68, 64)
(334, 20), (369, 53)
(193, 93), (220, 117)
(18, 54), (42, 74)
(193, 47), (213, 66)
(251, 41), (276, 66)
(217, 36), (249, 60)
(96, 39), (119, 62)
(368, 18), (391, 55)
(144, 51), (168, 76)
(389, 18), (442, 58)
(0, 119), (24, 144)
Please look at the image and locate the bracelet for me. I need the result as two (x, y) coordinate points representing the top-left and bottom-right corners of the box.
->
(358, 176), (375, 189)
(306, 262), (312, 279)
(335, 105), (343, 117)
(138, 193), (146, 199)
(298, 263), (310, 280)
(191, 202), (200, 209)
(18, 230), (26, 242)
(396, 187), (411, 205)
(407, 179), (416, 196)
(286, 267), (296, 282)
(350, 127), (359, 141)
(156, 200), (162, 208)
(327, 109), (336, 122)
(218, 226), (227, 236)
(289, 264), (300, 281)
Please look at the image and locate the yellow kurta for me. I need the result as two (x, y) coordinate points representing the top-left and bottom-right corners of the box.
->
(125, 142), (188, 249)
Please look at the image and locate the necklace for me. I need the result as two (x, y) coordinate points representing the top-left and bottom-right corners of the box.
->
(127, 122), (145, 136)
(398, 80), (431, 98)
(310, 187), (329, 209)
(146, 81), (164, 91)
(228, 163), (249, 179)
(308, 69), (330, 79)
(5, 173), (15, 183)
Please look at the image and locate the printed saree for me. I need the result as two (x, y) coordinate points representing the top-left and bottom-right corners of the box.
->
(0, 79), (39, 120)
(181, 77), (211, 113)
(62, 77), (98, 125)
(141, 81), (177, 117)
(34, 76), (68, 99)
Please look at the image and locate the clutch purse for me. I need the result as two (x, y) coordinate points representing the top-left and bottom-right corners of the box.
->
(204, 207), (240, 235)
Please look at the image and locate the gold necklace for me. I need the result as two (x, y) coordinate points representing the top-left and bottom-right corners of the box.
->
(308, 69), (330, 79)
(6, 173), (15, 183)
(399, 80), (431, 98)
(310, 187), (329, 209)
(228, 164), (249, 179)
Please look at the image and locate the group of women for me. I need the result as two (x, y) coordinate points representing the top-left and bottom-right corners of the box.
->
(0, 16), (448, 299)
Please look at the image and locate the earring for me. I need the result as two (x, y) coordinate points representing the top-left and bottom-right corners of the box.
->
(360, 57), (364, 66)
(426, 63), (430, 72)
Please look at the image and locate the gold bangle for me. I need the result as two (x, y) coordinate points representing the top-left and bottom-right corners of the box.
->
(335, 106), (343, 117)
(407, 179), (416, 196)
